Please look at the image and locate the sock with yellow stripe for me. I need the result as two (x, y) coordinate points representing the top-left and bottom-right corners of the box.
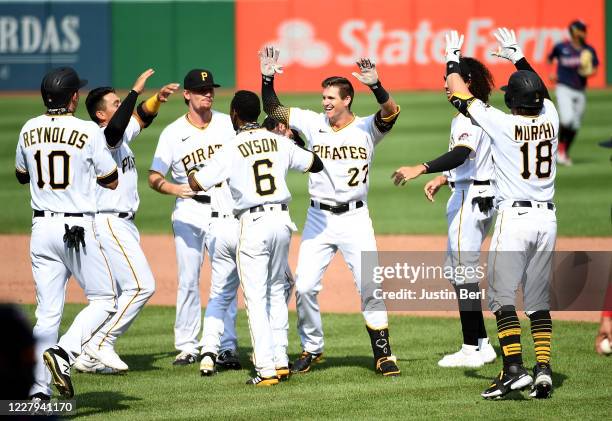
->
(495, 306), (523, 367)
(529, 310), (552, 365)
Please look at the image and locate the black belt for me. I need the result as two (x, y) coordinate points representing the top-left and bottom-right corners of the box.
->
(512, 201), (555, 210)
(192, 195), (211, 204)
(211, 211), (234, 219)
(33, 210), (83, 218)
(249, 204), (288, 213)
(311, 200), (363, 214)
(117, 212), (134, 220)
(449, 180), (490, 188)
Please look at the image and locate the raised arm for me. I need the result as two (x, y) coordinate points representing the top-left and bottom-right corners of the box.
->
(260, 46), (290, 124)
(351, 58), (399, 120)
(104, 69), (154, 147)
(491, 27), (550, 99)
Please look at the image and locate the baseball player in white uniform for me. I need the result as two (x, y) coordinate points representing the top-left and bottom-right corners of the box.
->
(69, 70), (178, 374)
(149, 69), (240, 368)
(16, 67), (119, 399)
(188, 90), (323, 386)
(392, 57), (497, 368)
(260, 47), (401, 376)
(446, 29), (558, 400)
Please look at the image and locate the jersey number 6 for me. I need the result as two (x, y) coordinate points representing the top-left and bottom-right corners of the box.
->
(253, 159), (277, 196)
(33, 150), (71, 189)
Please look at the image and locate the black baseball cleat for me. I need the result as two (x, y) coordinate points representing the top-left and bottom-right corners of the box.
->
(216, 349), (242, 370)
(291, 351), (323, 373)
(375, 355), (401, 377)
(172, 351), (198, 366)
(481, 364), (533, 400)
(199, 352), (216, 376)
(529, 363), (553, 399)
(246, 375), (279, 386)
(43, 346), (74, 398)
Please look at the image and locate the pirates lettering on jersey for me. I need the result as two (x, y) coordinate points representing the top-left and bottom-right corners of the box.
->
(181, 144), (223, 172)
(238, 138), (278, 157)
(514, 122), (555, 141)
(311, 145), (368, 160)
(121, 155), (136, 173)
(23, 127), (87, 150)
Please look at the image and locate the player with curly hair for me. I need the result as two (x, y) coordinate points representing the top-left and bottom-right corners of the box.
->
(392, 56), (497, 368)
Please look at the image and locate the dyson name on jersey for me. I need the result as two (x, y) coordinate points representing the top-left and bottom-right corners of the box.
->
(514, 122), (555, 141)
(22, 126), (88, 149)
(237, 138), (278, 157)
(181, 144), (223, 172)
(312, 145), (368, 160)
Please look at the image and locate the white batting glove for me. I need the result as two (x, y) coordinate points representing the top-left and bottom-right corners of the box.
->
(351, 58), (379, 86)
(491, 27), (524, 64)
(444, 31), (464, 63)
(258, 46), (284, 78)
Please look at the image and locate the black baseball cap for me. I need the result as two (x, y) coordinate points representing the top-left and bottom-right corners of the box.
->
(41, 67), (87, 108)
(184, 69), (220, 90)
(569, 20), (587, 32)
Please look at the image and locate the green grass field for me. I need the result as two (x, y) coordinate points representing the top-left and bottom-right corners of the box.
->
(20, 304), (612, 419)
(1, 90), (611, 235)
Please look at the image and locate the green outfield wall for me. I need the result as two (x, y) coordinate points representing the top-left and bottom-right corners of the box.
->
(111, 1), (235, 88)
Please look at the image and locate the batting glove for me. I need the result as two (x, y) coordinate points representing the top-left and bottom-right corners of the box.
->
(491, 27), (524, 64)
(444, 31), (464, 63)
(259, 46), (284, 78)
(351, 58), (379, 86)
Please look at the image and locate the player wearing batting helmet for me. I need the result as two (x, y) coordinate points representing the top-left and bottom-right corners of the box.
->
(446, 28), (558, 400)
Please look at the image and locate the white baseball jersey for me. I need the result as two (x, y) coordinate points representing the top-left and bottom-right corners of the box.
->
(150, 111), (234, 184)
(289, 108), (385, 203)
(96, 117), (141, 213)
(15, 114), (117, 213)
(468, 98), (558, 202)
(446, 113), (493, 183)
(193, 127), (316, 211)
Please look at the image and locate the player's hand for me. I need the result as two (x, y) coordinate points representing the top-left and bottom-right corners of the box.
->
(259, 46), (284, 77)
(444, 31), (464, 63)
(157, 83), (180, 103)
(132, 69), (155, 94)
(175, 183), (196, 198)
(424, 175), (447, 202)
(392, 165), (427, 186)
(595, 316), (611, 355)
(490, 27), (524, 64)
(351, 58), (379, 86)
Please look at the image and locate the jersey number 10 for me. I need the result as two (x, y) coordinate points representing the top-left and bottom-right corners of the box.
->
(33, 150), (70, 189)
(519, 140), (552, 179)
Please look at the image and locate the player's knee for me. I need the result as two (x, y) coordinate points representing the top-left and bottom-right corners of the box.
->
(91, 298), (118, 314)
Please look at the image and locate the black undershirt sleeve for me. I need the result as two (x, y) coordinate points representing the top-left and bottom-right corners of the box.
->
(104, 90), (138, 148)
(424, 146), (471, 173)
(308, 154), (324, 173)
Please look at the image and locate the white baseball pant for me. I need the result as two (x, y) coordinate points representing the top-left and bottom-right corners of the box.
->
(88, 213), (155, 351)
(236, 207), (293, 377)
(171, 199), (237, 355)
(295, 205), (387, 355)
(30, 215), (117, 397)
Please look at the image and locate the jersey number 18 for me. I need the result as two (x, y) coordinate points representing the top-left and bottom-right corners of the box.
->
(519, 140), (552, 179)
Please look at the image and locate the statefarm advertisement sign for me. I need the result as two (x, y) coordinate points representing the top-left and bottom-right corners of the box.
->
(236, 0), (605, 91)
